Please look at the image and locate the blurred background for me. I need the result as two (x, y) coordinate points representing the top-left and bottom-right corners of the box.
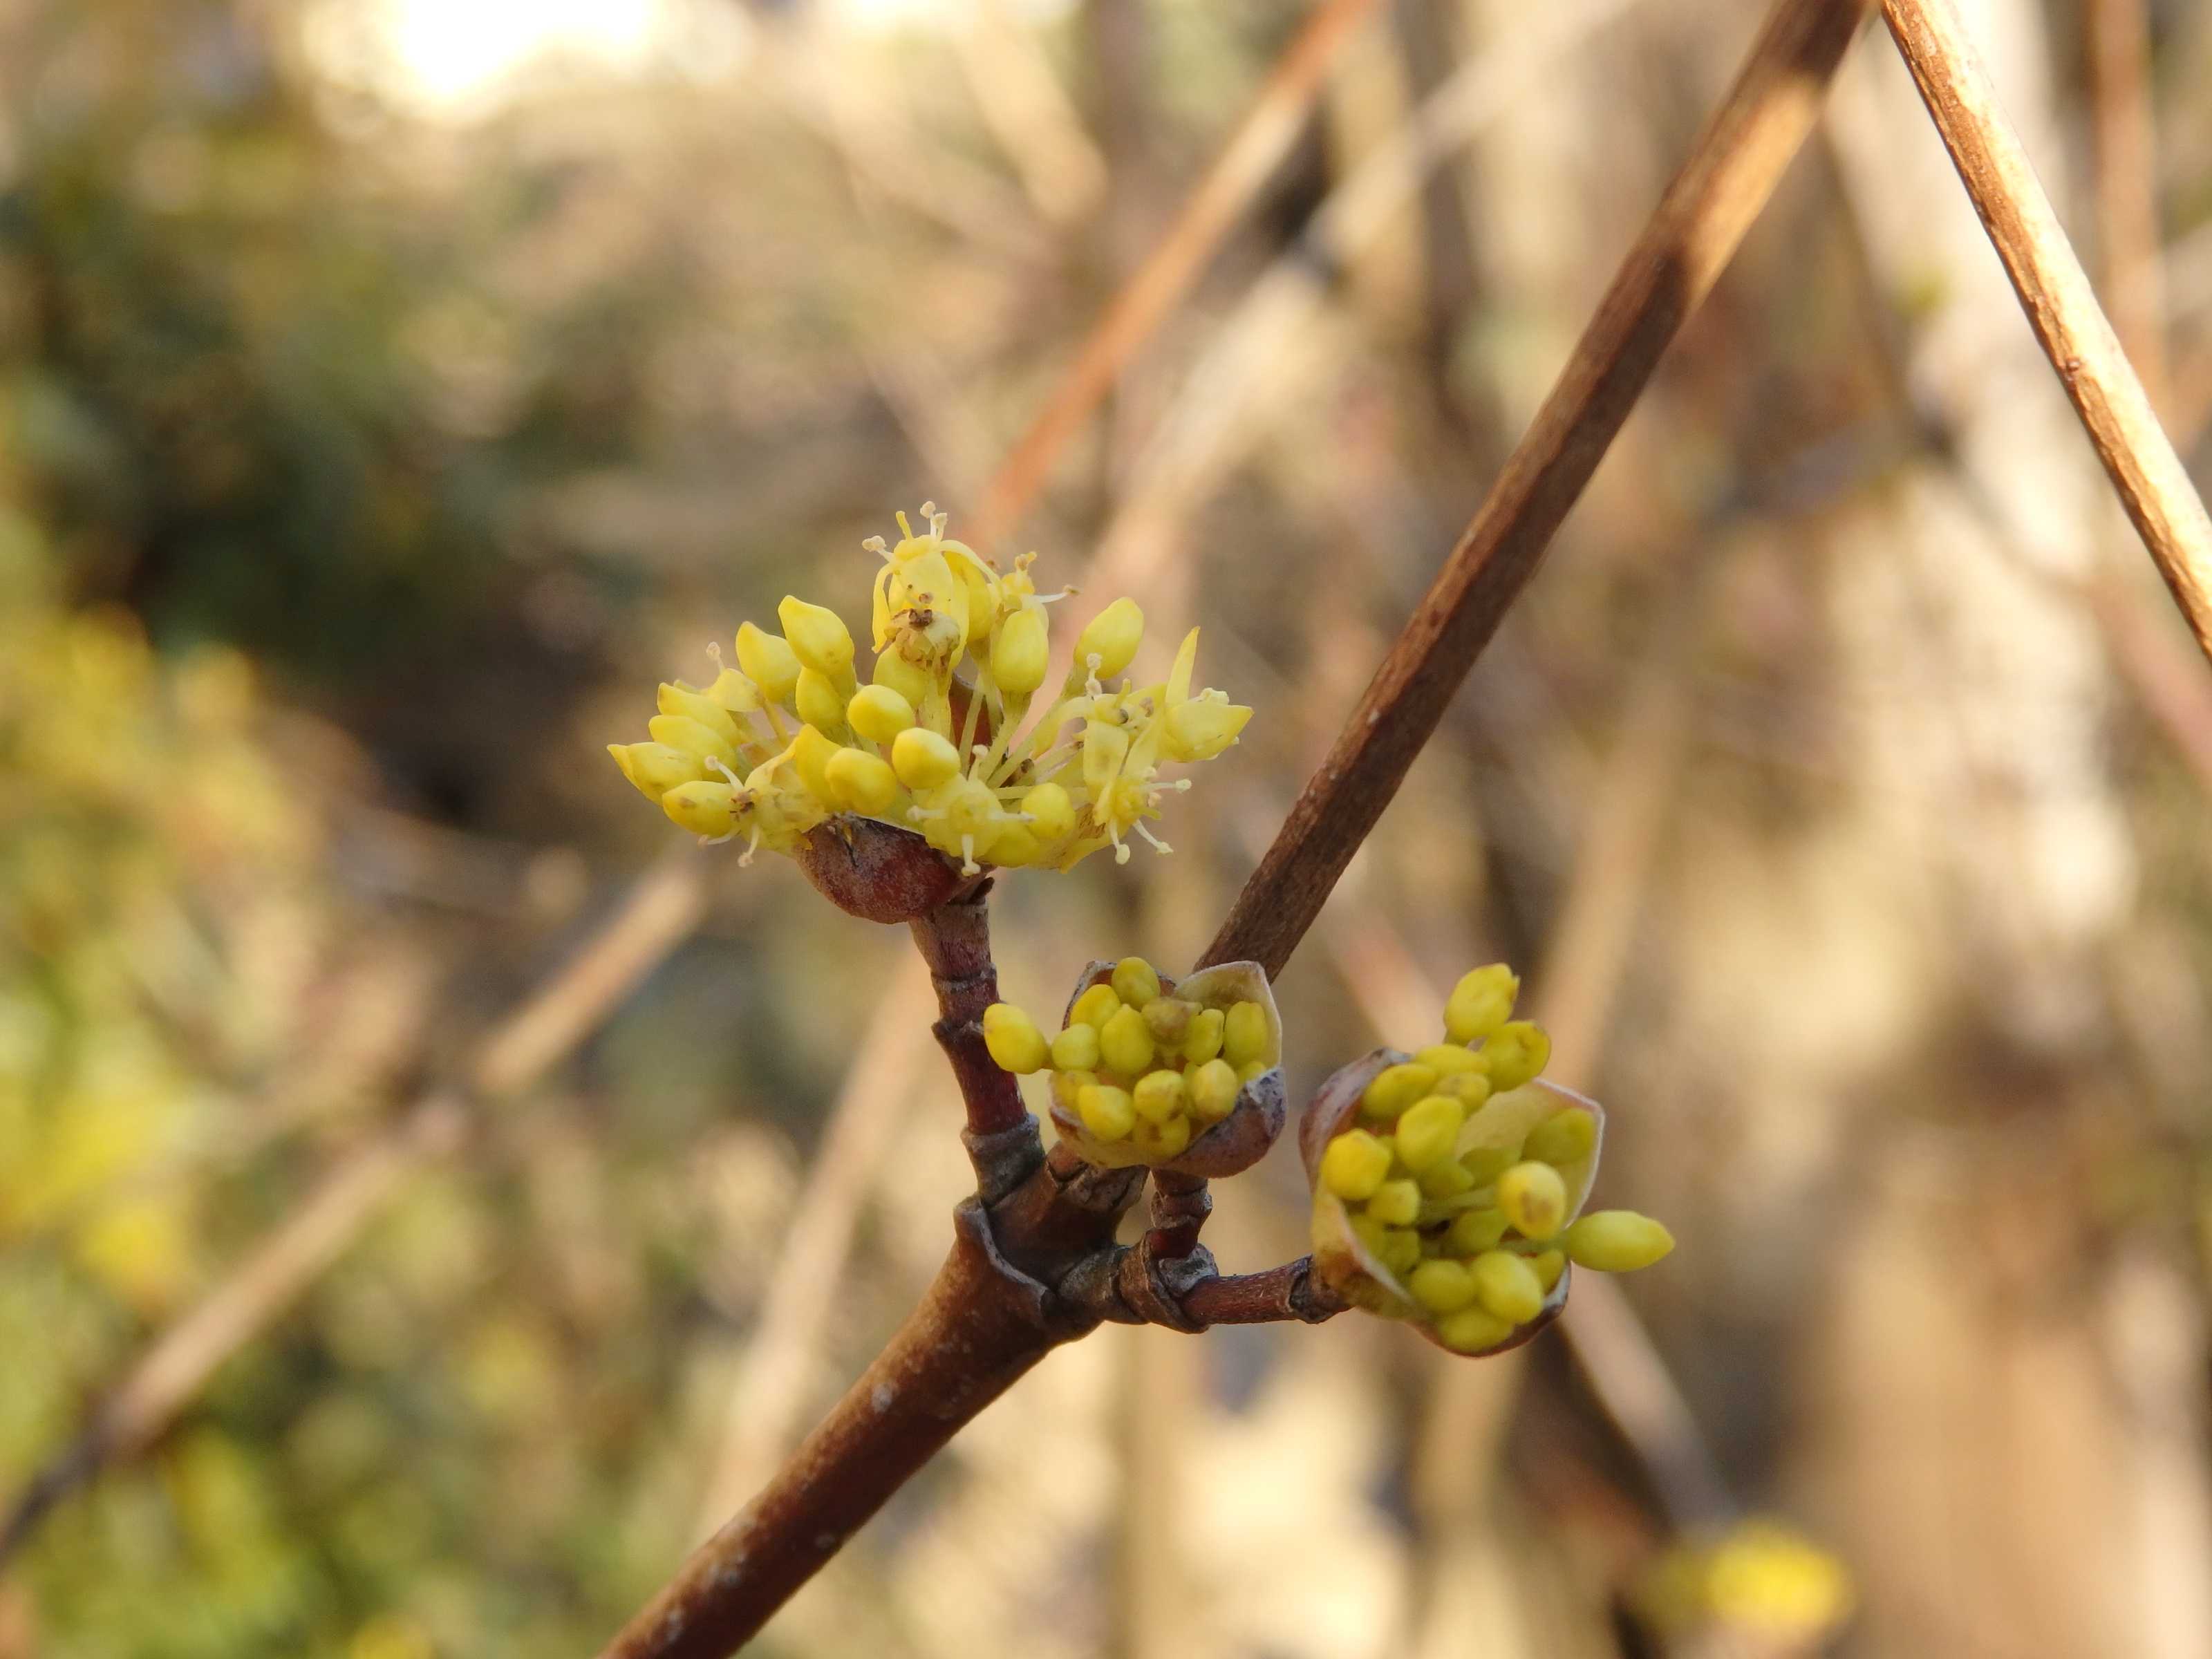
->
(4, 0), (2212, 1653)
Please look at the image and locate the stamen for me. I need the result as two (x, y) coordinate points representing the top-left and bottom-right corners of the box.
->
(959, 834), (980, 877)
(1135, 823), (1173, 856)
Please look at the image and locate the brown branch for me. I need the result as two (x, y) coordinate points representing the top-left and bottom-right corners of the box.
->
(1880, 0), (2212, 664)
(908, 885), (1030, 1136)
(1177, 1258), (1344, 1326)
(2083, 0), (2166, 413)
(1199, 0), (1874, 979)
(967, 0), (1384, 547)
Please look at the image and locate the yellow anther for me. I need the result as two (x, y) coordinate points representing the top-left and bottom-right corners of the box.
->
(1109, 956), (1161, 1008)
(1482, 1021), (1552, 1091)
(1470, 1250), (1545, 1324)
(1022, 782), (1076, 843)
(989, 606), (1049, 699)
(1069, 984), (1122, 1029)
(847, 683), (916, 744)
(1360, 1062), (1438, 1121)
(1368, 1179), (1421, 1227)
(795, 668), (850, 735)
(1413, 1044), (1485, 1076)
(1393, 1095), (1467, 1173)
(1524, 1105), (1595, 1167)
(1142, 997), (1195, 1046)
(890, 727), (962, 790)
(1098, 1005), (1155, 1076)
(1497, 1161), (1568, 1240)
(777, 595), (855, 679)
(1132, 1068), (1186, 1125)
(1134, 1114), (1192, 1159)
(1074, 598), (1143, 683)
(1320, 1130), (1392, 1201)
(735, 622), (802, 704)
(1222, 1001), (1270, 1069)
(1444, 964), (1519, 1044)
(648, 713), (738, 767)
(1563, 1210), (1675, 1273)
(1434, 1306), (1514, 1353)
(816, 748), (893, 815)
(1162, 697), (1252, 762)
(1407, 1259), (1477, 1315)
(982, 1004), (1049, 1074)
(1447, 1208), (1510, 1256)
(661, 780), (738, 837)
(1530, 1249), (1566, 1292)
(1187, 1057), (1239, 1123)
(657, 683), (743, 745)
(1181, 1007), (1224, 1064)
(1077, 1082), (1135, 1141)
(608, 742), (703, 799)
(1050, 1023), (1103, 1073)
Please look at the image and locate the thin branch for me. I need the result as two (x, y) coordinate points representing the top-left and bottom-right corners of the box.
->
(2083, 0), (2167, 412)
(1880, 0), (2212, 663)
(967, 0), (1385, 546)
(908, 887), (1030, 1136)
(1201, 0), (1875, 978)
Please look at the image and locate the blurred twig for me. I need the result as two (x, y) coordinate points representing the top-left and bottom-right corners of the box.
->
(2083, 0), (2166, 412)
(1202, 0), (1875, 977)
(1880, 0), (2212, 662)
(0, 848), (709, 1569)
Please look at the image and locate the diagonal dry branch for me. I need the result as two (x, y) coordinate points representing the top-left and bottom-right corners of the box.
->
(1879, 0), (2212, 664)
(599, 0), (1874, 1651)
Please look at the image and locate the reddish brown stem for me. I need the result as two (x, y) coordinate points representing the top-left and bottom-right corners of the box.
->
(1200, 0), (1873, 978)
(908, 886), (1030, 1136)
(1179, 1258), (1344, 1325)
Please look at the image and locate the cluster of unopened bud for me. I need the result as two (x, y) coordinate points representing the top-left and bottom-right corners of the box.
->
(1307, 964), (1672, 1354)
(986, 956), (1273, 1162)
(609, 505), (1252, 880)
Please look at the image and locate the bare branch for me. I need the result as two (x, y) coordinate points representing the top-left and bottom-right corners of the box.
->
(1201, 0), (1875, 979)
(1880, 0), (2212, 663)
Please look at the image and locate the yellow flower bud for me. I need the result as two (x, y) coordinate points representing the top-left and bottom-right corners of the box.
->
(1181, 1007), (1224, 1064)
(1407, 1258), (1477, 1314)
(1441, 1071), (1493, 1109)
(608, 742), (702, 800)
(984, 822), (1042, 866)
(1530, 1249), (1566, 1292)
(1497, 1161), (1567, 1240)
(1444, 964), (1519, 1044)
(1098, 1005), (1155, 1076)
(706, 668), (763, 714)
(1077, 1082), (1135, 1141)
(1051, 1068), (1095, 1112)
(785, 725), (841, 805)
(1237, 1058), (1268, 1085)
(795, 668), (851, 736)
(1163, 697), (1252, 762)
(1435, 1307), (1515, 1353)
(1187, 1057), (1239, 1122)
(1447, 1208), (1510, 1256)
(1081, 719), (1128, 794)
(982, 1004), (1049, 1074)
(846, 683), (915, 745)
(1132, 1068), (1186, 1125)
(825, 747), (900, 815)
(1133, 1114), (1192, 1159)
(1481, 1021), (1551, 1091)
(1460, 1143), (1517, 1185)
(735, 622), (802, 704)
(1320, 1130), (1392, 1201)
(1050, 1024), (1102, 1073)
(777, 596), (854, 678)
(890, 727), (962, 789)
(1142, 997), (1195, 1046)
(1022, 782), (1076, 843)
(1221, 1000), (1270, 1069)
(1414, 1043), (1486, 1076)
(1393, 1095), (1467, 1173)
(648, 713), (737, 767)
(1418, 1159), (1477, 1200)
(872, 648), (937, 707)
(1524, 1106), (1595, 1168)
(1470, 1250), (1545, 1323)
(657, 684), (742, 745)
(1074, 597), (1143, 682)
(1109, 956), (1161, 1008)
(661, 780), (738, 836)
(989, 606), (1049, 699)
(1368, 1179), (1421, 1227)
(1563, 1210), (1675, 1273)
(1377, 1227), (1422, 1279)
(1360, 1062), (1438, 1121)
(1068, 984), (1122, 1029)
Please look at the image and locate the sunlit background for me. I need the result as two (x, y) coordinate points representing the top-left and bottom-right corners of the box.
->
(4, 0), (2212, 1655)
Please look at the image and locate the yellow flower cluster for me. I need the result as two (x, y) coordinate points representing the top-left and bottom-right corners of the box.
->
(609, 506), (1252, 875)
(1309, 965), (1671, 1354)
(984, 956), (1279, 1168)
(1637, 1521), (1854, 1646)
